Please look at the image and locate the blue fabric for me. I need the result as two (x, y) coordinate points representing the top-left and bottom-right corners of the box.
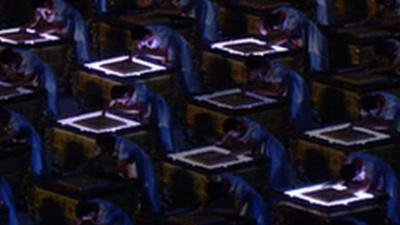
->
(147, 24), (201, 94)
(0, 177), (19, 225)
(52, 0), (90, 62)
(315, 0), (336, 26)
(94, 0), (107, 13)
(366, 91), (400, 134)
(240, 118), (293, 190)
(261, 61), (313, 130)
(274, 6), (329, 72)
(179, 0), (218, 42)
(7, 110), (48, 176)
(220, 173), (270, 225)
(87, 199), (134, 225)
(13, 49), (58, 116)
(346, 152), (400, 224)
(114, 137), (161, 214)
(128, 82), (174, 153)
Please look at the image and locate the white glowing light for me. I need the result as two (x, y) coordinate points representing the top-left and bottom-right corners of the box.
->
(194, 88), (277, 110)
(0, 27), (60, 45)
(304, 123), (390, 146)
(0, 80), (33, 100)
(210, 37), (288, 56)
(57, 110), (141, 134)
(84, 55), (167, 78)
(168, 145), (254, 170)
(284, 183), (374, 207)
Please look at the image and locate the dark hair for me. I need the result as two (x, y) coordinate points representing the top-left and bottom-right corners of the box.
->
(223, 118), (240, 133)
(340, 163), (358, 185)
(0, 48), (17, 66)
(130, 26), (152, 41)
(111, 85), (132, 99)
(75, 201), (99, 219)
(360, 95), (379, 111)
(96, 135), (116, 153)
(263, 11), (283, 31)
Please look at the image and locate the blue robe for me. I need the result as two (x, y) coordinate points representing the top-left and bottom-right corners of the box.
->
(127, 82), (174, 153)
(147, 24), (201, 94)
(315, 0), (337, 26)
(240, 118), (293, 190)
(364, 91), (400, 134)
(273, 6), (329, 72)
(86, 199), (134, 225)
(178, 0), (218, 42)
(0, 177), (19, 225)
(14, 49), (58, 116)
(346, 152), (400, 224)
(114, 137), (161, 214)
(7, 110), (48, 176)
(220, 173), (270, 225)
(94, 0), (107, 13)
(51, 0), (90, 62)
(258, 61), (313, 131)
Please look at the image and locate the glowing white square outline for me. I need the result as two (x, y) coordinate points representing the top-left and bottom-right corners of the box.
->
(84, 55), (167, 78)
(284, 183), (374, 207)
(304, 123), (390, 146)
(0, 27), (60, 45)
(57, 110), (141, 134)
(210, 37), (288, 56)
(194, 88), (277, 110)
(168, 145), (254, 170)
(0, 80), (33, 100)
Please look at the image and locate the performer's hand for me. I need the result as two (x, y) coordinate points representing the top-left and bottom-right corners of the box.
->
(256, 20), (269, 37)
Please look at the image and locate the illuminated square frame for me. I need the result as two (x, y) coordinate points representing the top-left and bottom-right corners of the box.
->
(210, 37), (288, 57)
(84, 55), (167, 78)
(284, 183), (374, 207)
(0, 27), (60, 45)
(194, 88), (277, 110)
(57, 110), (141, 134)
(304, 123), (390, 146)
(0, 80), (33, 100)
(168, 145), (253, 170)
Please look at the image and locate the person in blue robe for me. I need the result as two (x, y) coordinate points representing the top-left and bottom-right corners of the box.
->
(130, 25), (201, 95)
(75, 198), (134, 225)
(259, 6), (329, 72)
(30, 0), (90, 62)
(110, 82), (174, 153)
(359, 91), (400, 135)
(0, 176), (19, 225)
(217, 117), (293, 190)
(96, 136), (161, 214)
(245, 58), (314, 131)
(170, 0), (218, 43)
(0, 48), (58, 117)
(217, 173), (270, 225)
(0, 107), (48, 177)
(341, 151), (400, 224)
